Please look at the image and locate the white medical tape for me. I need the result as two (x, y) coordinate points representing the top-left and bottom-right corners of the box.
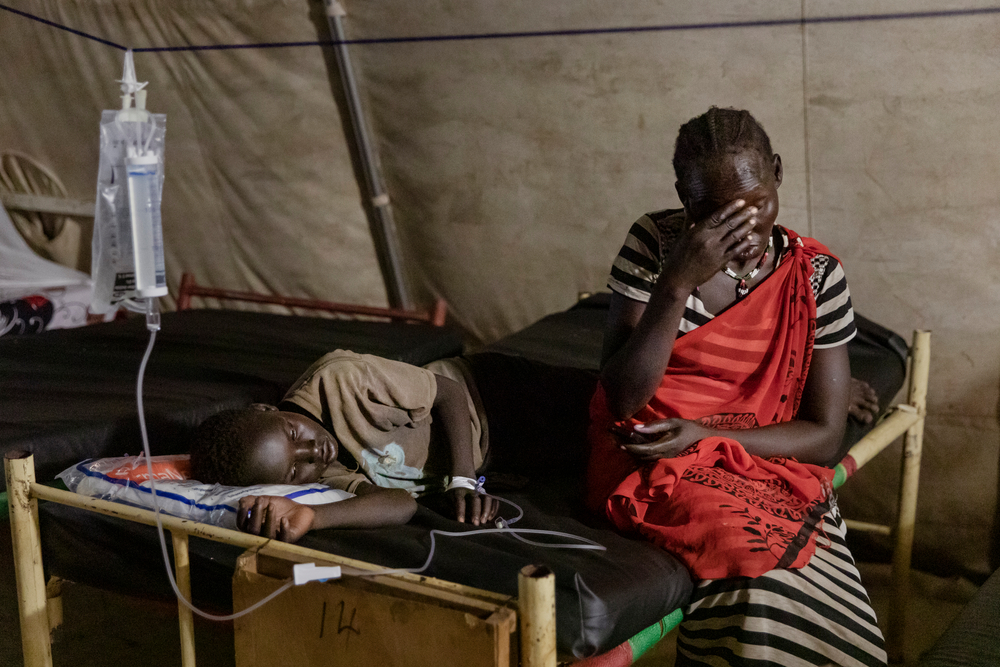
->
(447, 475), (484, 493)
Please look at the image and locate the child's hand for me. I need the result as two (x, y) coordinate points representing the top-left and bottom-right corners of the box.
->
(237, 495), (315, 543)
(449, 488), (498, 526)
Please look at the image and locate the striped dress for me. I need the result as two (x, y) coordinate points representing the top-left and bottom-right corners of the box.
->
(607, 210), (887, 667)
(677, 505), (886, 667)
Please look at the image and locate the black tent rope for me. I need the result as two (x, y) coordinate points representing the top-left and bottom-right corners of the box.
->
(0, 2), (127, 50)
(1, 1), (999, 53)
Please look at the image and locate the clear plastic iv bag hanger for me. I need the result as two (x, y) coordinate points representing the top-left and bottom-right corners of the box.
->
(91, 49), (168, 316)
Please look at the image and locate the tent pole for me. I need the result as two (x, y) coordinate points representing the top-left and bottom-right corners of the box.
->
(324, 0), (412, 310)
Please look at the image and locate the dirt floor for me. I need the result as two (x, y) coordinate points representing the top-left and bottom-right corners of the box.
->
(0, 519), (980, 667)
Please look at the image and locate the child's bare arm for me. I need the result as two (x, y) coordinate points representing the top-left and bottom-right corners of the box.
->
(432, 374), (476, 477)
(431, 374), (498, 526)
(237, 483), (416, 543)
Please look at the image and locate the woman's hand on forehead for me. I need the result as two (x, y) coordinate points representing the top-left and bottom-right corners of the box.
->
(657, 198), (759, 292)
(700, 198), (754, 229)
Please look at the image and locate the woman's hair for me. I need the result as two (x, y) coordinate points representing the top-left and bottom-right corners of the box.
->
(672, 107), (774, 186)
(189, 407), (266, 486)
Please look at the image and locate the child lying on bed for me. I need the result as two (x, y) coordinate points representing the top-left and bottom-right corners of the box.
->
(189, 350), (499, 543)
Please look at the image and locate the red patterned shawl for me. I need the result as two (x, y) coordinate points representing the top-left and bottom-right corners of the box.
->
(586, 229), (836, 579)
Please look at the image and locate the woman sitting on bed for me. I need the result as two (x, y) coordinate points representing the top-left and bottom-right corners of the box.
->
(588, 107), (887, 667)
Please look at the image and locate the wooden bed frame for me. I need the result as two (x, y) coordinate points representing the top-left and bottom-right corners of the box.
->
(5, 328), (930, 667)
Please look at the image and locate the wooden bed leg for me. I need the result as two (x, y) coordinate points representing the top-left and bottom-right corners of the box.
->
(518, 564), (556, 667)
(887, 330), (930, 665)
(4, 452), (53, 667)
(171, 530), (197, 667)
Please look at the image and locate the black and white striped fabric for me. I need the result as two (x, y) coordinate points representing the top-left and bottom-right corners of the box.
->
(607, 210), (857, 349)
(676, 501), (888, 667)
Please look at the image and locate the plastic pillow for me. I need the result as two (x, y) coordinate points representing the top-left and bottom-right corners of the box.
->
(57, 454), (353, 530)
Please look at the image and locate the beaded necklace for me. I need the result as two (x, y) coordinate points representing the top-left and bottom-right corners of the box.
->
(724, 235), (773, 299)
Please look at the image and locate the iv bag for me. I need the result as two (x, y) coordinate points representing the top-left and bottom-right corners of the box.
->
(91, 110), (167, 313)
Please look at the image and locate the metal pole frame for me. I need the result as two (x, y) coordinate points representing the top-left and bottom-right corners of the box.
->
(323, 0), (412, 310)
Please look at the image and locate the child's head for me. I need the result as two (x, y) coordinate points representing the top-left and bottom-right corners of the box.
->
(190, 405), (338, 486)
(672, 107), (782, 260)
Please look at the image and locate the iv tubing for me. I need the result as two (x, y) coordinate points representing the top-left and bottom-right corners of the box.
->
(349, 493), (605, 579)
(352, 522), (606, 579)
(136, 308), (293, 621)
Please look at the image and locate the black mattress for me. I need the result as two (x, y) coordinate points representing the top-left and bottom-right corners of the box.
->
(482, 295), (608, 371)
(1, 309), (463, 491)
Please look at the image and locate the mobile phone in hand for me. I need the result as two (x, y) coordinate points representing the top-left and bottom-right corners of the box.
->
(609, 422), (656, 444)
